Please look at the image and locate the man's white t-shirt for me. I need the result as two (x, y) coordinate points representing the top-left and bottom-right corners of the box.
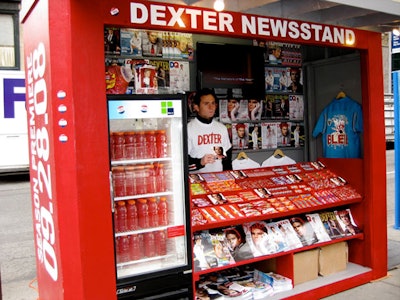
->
(187, 118), (231, 173)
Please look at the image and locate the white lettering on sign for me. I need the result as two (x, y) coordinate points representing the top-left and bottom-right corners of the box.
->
(129, 2), (356, 46)
(26, 42), (58, 282)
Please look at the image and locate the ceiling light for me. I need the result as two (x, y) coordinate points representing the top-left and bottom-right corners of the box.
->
(214, 0), (225, 12)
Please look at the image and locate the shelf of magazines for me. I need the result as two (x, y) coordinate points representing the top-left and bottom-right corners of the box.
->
(192, 232), (363, 281)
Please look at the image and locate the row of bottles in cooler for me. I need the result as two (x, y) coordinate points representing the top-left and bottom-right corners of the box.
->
(112, 162), (168, 197)
(110, 129), (169, 161)
(116, 230), (167, 263)
(114, 197), (169, 233)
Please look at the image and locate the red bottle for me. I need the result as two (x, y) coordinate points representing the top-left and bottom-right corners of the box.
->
(114, 132), (125, 160)
(135, 165), (146, 195)
(124, 166), (137, 196)
(148, 197), (158, 227)
(134, 131), (145, 159)
(124, 131), (136, 159)
(117, 236), (130, 263)
(129, 234), (141, 261)
(115, 201), (127, 232)
(144, 232), (156, 257)
(146, 164), (156, 193)
(112, 167), (126, 197)
(155, 230), (167, 256)
(145, 130), (156, 158)
(155, 129), (168, 158)
(155, 163), (166, 192)
(126, 200), (138, 230)
(137, 198), (149, 229)
(158, 197), (168, 226)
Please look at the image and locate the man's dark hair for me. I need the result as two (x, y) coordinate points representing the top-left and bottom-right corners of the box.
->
(193, 88), (217, 106)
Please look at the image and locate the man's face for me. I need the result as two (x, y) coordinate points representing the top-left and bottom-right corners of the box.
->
(340, 214), (351, 225)
(237, 127), (245, 138)
(281, 126), (288, 136)
(226, 233), (239, 249)
(148, 32), (158, 44)
(251, 228), (264, 244)
(292, 221), (305, 236)
(195, 94), (216, 120)
(290, 70), (300, 83)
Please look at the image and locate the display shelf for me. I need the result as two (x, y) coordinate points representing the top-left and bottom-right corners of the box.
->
(111, 157), (171, 166)
(114, 191), (173, 201)
(115, 225), (170, 237)
(192, 233), (363, 281)
(192, 197), (362, 231)
(268, 263), (372, 300)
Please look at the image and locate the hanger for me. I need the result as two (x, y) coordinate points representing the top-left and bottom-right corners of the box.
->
(273, 148), (285, 158)
(336, 90), (346, 99)
(236, 151), (248, 160)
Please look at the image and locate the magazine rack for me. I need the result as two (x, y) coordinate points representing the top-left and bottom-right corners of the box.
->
(190, 158), (369, 298)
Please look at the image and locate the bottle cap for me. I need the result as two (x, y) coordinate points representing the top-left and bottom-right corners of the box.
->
(117, 201), (126, 206)
(127, 200), (136, 205)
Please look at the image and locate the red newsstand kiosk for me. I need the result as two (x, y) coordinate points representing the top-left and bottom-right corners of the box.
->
(21, 0), (387, 299)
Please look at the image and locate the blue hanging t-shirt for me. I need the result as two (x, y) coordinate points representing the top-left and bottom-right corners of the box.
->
(312, 96), (363, 158)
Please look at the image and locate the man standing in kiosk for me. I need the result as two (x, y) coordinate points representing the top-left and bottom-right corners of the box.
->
(187, 88), (232, 173)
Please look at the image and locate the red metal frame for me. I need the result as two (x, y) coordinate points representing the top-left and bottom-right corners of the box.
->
(21, 0), (386, 299)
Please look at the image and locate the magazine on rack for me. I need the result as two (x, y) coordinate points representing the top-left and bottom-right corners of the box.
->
(261, 122), (278, 149)
(289, 215), (320, 246)
(334, 208), (362, 235)
(319, 211), (346, 239)
(305, 213), (332, 242)
(193, 231), (219, 271)
(243, 221), (281, 257)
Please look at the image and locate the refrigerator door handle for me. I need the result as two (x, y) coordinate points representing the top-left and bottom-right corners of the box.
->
(109, 170), (115, 213)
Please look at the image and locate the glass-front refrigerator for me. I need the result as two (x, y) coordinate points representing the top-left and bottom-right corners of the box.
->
(107, 94), (192, 299)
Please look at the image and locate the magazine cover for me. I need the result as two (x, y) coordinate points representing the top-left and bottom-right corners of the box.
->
(319, 211), (345, 239)
(289, 215), (320, 246)
(141, 30), (163, 57)
(277, 121), (292, 147)
(289, 94), (304, 120)
(169, 61), (190, 92)
(120, 28), (142, 56)
(148, 59), (170, 92)
(265, 67), (291, 93)
(262, 95), (275, 119)
(249, 124), (261, 150)
(164, 32), (193, 60)
(272, 94), (290, 119)
(274, 219), (303, 250)
(291, 123), (305, 147)
(134, 64), (158, 94)
(305, 213), (332, 242)
(288, 67), (303, 93)
(266, 42), (302, 67)
(243, 221), (281, 257)
(236, 99), (251, 120)
(105, 58), (136, 94)
(248, 99), (263, 121)
(193, 231), (218, 271)
(261, 122), (278, 149)
(232, 123), (249, 150)
(222, 226), (254, 261)
(266, 221), (289, 252)
(334, 208), (362, 235)
(104, 27), (121, 55)
(209, 228), (236, 267)
(219, 98), (242, 123)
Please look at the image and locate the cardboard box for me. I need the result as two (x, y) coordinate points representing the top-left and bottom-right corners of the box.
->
(318, 242), (348, 276)
(293, 249), (319, 285)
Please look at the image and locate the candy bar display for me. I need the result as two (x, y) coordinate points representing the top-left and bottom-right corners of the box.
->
(190, 161), (362, 227)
